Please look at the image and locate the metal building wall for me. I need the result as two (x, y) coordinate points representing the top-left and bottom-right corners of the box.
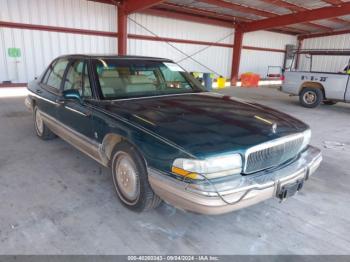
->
(127, 13), (296, 78)
(0, 0), (116, 31)
(240, 31), (297, 77)
(127, 13), (234, 77)
(0, 0), (117, 83)
(301, 34), (350, 72)
(0, 28), (116, 83)
(0, 0), (297, 83)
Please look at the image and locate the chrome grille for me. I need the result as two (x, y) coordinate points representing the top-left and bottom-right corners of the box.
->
(244, 134), (304, 174)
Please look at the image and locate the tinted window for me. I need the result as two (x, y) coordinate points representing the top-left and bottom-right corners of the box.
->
(92, 59), (203, 99)
(64, 60), (92, 98)
(46, 58), (69, 90)
(83, 65), (92, 98)
(42, 61), (55, 84)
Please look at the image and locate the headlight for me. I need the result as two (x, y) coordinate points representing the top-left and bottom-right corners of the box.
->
(172, 154), (242, 180)
(301, 129), (311, 150)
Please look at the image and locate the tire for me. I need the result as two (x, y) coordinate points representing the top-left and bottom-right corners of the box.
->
(33, 106), (56, 140)
(323, 100), (337, 105)
(111, 141), (161, 212)
(299, 87), (323, 108)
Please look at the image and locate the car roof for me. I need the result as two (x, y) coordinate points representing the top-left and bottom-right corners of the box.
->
(55, 54), (174, 62)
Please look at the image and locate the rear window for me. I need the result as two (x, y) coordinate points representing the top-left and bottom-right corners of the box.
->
(46, 58), (69, 90)
(92, 58), (204, 99)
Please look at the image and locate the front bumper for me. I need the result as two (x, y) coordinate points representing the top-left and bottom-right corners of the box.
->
(148, 146), (322, 215)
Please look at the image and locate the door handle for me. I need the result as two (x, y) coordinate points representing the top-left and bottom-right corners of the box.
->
(55, 98), (65, 105)
(36, 89), (42, 94)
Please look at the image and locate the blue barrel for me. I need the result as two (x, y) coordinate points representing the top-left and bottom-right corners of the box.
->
(203, 73), (213, 91)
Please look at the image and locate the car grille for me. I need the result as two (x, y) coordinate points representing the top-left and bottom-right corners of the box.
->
(244, 134), (304, 174)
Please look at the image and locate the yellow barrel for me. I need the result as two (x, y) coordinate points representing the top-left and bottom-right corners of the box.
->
(217, 76), (226, 89)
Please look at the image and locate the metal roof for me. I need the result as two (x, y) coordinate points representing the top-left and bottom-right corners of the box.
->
(91, 0), (350, 37)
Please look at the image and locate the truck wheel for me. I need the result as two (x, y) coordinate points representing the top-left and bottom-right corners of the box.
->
(33, 106), (56, 140)
(323, 100), (337, 105)
(299, 88), (323, 108)
(111, 142), (161, 212)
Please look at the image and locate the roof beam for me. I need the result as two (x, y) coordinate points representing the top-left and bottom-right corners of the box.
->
(124, 0), (166, 14)
(242, 2), (350, 32)
(322, 0), (344, 6)
(260, 0), (305, 12)
(141, 8), (235, 28)
(299, 28), (350, 39)
(199, 0), (332, 32)
(198, 0), (275, 18)
(150, 4), (310, 35)
(261, 0), (350, 26)
(157, 3), (249, 22)
(164, 3), (313, 35)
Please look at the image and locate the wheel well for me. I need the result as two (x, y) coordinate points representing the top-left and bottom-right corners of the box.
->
(101, 133), (123, 163)
(299, 82), (325, 98)
(101, 134), (147, 168)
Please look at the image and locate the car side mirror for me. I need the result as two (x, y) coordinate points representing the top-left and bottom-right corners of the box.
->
(62, 89), (82, 104)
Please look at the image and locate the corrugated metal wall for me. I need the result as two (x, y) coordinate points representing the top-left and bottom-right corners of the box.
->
(301, 34), (350, 72)
(0, 0), (116, 31)
(0, 0), (296, 83)
(0, 28), (116, 82)
(0, 0), (117, 83)
(127, 13), (234, 77)
(240, 31), (297, 77)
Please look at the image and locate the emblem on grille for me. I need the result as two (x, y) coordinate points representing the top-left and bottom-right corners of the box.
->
(272, 123), (277, 133)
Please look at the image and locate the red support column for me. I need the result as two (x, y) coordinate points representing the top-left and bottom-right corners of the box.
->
(118, 4), (127, 55)
(231, 28), (243, 86)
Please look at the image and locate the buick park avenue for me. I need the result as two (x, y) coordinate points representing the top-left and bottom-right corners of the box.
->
(25, 55), (322, 215)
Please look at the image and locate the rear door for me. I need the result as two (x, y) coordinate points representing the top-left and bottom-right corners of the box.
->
(56, 59), (94, 139)
(37, 58), (69, 117)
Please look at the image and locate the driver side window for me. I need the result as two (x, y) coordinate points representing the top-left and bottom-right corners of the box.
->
(64, 60), (92, 98)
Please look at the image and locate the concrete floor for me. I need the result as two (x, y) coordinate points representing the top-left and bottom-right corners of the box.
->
(0, 86), (349, 255)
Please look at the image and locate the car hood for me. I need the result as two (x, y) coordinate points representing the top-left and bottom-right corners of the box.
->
(94, 93), (308, 158)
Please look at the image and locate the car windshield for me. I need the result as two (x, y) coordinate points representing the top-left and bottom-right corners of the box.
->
(92, 58), (205, 100)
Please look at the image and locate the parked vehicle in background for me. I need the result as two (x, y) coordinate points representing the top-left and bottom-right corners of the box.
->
(281, 49), (350, 108)
(25, 55), (322, 215)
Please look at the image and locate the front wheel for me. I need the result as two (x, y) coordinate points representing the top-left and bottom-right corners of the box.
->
(299, 87), (323, 108)
(111, 142), (161, 212)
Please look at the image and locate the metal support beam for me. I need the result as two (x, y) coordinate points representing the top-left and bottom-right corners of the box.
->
(261, 0), (350, 27)
(299, 28), (350, 39)
(157, 3), (249, 22)
(199, 0), (332, 32)
(322, 0), (344, 6)
(242, 2), (350, 32)
(118, 4), (127, 55)
(231, 28), (243, 86)
(124, 0), (166, 14)
(142, 8), (234, 28)
(156, 3), (309, 35)
(198, 0), (275, 18)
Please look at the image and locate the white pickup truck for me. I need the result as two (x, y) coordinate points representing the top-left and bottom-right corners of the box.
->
(280, 49), (350, 108)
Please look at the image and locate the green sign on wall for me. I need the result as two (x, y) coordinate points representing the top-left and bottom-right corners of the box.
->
(8, 48), (21, 58)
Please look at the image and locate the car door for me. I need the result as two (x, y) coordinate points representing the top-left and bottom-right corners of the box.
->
(56, 59), (94, 139)
(36, 58), (69, 118)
